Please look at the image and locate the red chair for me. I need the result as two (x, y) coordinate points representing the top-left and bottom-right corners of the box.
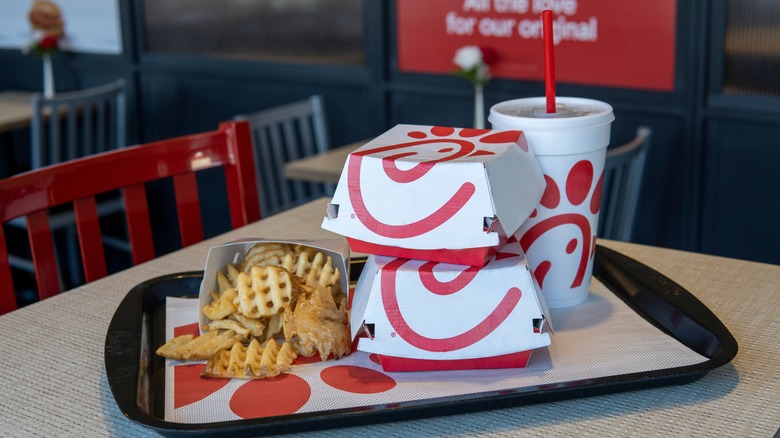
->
(0, 121), (261, 314)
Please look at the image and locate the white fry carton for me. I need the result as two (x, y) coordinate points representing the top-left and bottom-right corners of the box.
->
(350, 238), (552, 372)
(197, 238), (350, 332)
(321, 124), (545, 267)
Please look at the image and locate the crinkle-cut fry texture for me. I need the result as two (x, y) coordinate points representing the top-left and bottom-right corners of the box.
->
(201, 338), (298, 379)
(190, 330), (241, 360)
(264, 313), (285, 341)
(216, 270), (232, 294)
(281, 250), (341, 296)
(161, 331), (217, 360)
(270, 340), (297, 375)
(202, 288), (237, 321)
(226, 264), (240, 288)
(230, 313), (265, 338)
(284, 284), (351, 362)
(202, 319), (251, 340)
(236, 266), (293, 318)
(155, 334), (194, 358)
(239, 242), (295, 273)
(291, 244), (314, 255)
(155, 330), (240, 360)
(202, 348), (232, 378)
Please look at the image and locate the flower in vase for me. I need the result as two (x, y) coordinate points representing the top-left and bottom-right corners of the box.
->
(452, 45), (497, 86)
(30, 34), (61, 54)
(24, 0), (65, 56)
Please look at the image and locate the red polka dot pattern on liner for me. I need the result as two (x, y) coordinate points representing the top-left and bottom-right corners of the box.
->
(174, 364), (229, 409)
(320, 365), (397, 394)
(230, 374), (311, 419)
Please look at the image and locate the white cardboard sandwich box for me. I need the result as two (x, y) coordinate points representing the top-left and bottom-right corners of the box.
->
(350, 237), (552, 372)
(321, 124), (545, 267)
(197, 238), (351, 332)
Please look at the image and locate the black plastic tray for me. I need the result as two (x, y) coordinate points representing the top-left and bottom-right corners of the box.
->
(105, 245), (738, 437)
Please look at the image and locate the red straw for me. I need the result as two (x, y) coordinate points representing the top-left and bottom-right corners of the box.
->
(542, 10), (556, 113)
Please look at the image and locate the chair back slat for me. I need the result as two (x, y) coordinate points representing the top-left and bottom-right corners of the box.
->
(73, 197), (108, 282)
(0, 121), (260, 314)
(272, 123), (294, 208)
(0, 229), (16, 314)
(282, 119), (307, 203)
(123, 184), (156, 265)
(173, 173), (205, 247)
(67, 108), (78, 160)
(235, 95), (331, 216)
(223, 120), (262, 228)
(252, 126), (276, 216)
(27, 211), (61, 299)
(49, 108), (62, 164)
(94, 100), (106, 153)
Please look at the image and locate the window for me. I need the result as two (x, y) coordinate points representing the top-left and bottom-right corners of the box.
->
(143, 0), (364, 66)
(723, 0), (780, 95)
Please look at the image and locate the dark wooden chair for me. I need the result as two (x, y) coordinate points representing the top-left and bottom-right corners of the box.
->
(599, 126), (652, 241)
(0, 121), (261, 315)
(235, 95), (331, 216)
(30, 79), (127, 169)
(8, 80), (129, 283)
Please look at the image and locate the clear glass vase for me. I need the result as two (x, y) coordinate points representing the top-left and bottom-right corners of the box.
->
(43, 53), (55, 98)
(473, 84), (484, 129)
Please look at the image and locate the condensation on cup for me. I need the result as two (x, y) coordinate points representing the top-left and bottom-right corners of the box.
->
(489, 97), (614, 308)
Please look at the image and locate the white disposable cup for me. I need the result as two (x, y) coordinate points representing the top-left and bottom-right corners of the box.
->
(489, 97), (614, 308)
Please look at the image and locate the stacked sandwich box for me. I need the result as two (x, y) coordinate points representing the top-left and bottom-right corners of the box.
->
(322, 124), (553, 371)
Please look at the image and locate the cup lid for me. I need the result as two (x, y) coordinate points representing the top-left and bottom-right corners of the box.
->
(489, 97), (614, 131)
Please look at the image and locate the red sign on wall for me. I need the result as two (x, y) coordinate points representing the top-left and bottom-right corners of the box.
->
(396, 0), (677, 91)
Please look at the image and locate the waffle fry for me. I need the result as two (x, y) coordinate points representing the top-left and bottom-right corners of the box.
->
(201, 338), (298, 379)
(155, 334), (195, 358)
(236, 266), (295, 319)
(202, 319), (251, 341)
(226, 263), (240, 287)
(231, 313), (266, 338)
(216, 270), (232, 294)
(156, 330), (241, 360)
(239, 242), (295, 273)
(282, 251), (341, 297)
(202, 287), (237, 321)
(262, 312), (285, 341)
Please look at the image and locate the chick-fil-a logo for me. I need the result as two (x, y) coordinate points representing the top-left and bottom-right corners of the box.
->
(347, 126), (525, 239)
(380, 257), (523, 352)
(519, 160), (603, 289)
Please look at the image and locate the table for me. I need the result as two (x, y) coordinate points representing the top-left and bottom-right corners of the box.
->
(0, 198), (778, 437)
(0, 91), (34, 134)
(283, 139), (365, 184)
(0, 91), (34, 177)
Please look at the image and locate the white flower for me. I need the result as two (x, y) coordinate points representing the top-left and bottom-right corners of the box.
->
(453, 45), (484, 71)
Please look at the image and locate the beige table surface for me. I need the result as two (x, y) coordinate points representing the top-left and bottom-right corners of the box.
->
(0, 91), (34, 134)
(283, 140), (365, 184)
(0, 198), (777, 437)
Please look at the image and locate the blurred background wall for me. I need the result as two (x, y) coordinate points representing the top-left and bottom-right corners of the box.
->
(1, 0), (778, 265)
